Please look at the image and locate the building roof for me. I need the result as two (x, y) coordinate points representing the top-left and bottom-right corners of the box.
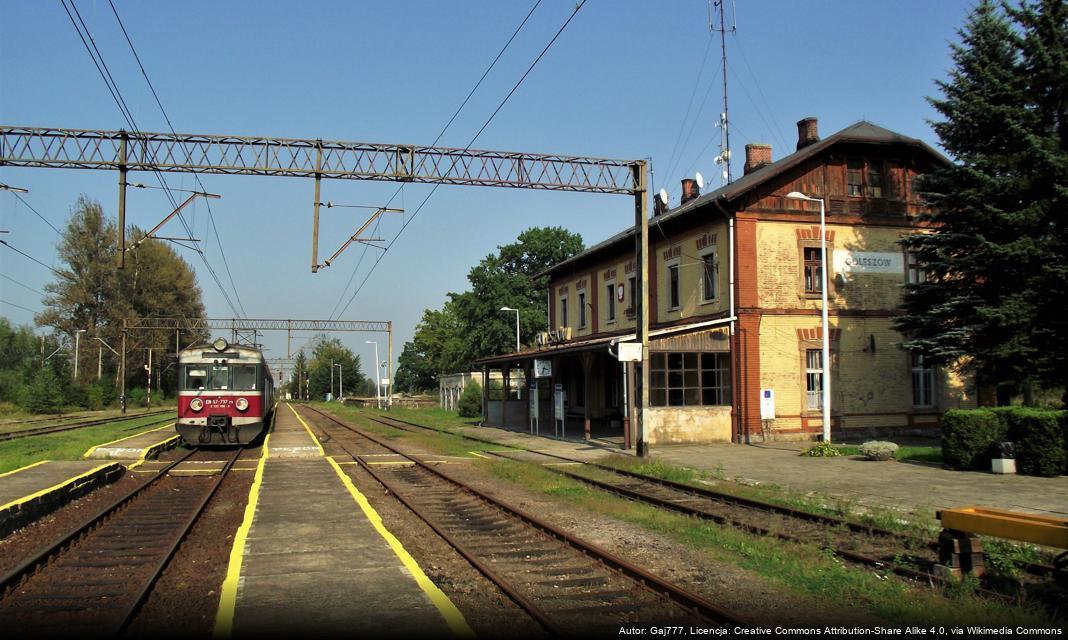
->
(539, 120), (949, 278)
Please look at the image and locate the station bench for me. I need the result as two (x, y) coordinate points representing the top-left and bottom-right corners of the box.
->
(936, 507), (1068, 582)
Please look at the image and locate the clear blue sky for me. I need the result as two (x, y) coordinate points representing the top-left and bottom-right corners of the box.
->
(1, 0), (973, 382)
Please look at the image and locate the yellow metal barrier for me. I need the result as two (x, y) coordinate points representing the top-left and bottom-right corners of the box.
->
(938, 507), (1068, 549)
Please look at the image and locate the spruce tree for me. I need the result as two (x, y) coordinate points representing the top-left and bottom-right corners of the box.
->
(896, 0), (1066, 404)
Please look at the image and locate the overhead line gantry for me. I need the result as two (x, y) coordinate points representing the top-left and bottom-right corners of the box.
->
(1, 124), (654, 455)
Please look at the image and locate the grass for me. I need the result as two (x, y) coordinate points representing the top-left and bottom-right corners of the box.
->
(0, 413), (176, 474)
(481, 458), (1054, 627)
(832, 444), (943, 464)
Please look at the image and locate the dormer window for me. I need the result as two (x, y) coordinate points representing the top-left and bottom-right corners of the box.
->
(847, 157), (885, 198)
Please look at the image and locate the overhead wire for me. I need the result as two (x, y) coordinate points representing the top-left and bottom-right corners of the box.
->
(7, 192), (63, 237)
(59, 0), (243, 317)
(1, 239), (68, 279)
(334, 0), (587, 320)
(1, 272), (46, 296)
(0, 299), (39, 314)
(106, 0), (248, 318)
(329, 0), (544, 320)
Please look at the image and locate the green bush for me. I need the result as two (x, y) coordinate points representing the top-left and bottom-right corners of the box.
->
(127, 387), (148, 408)
(941, 409), (1005, 470)
(457, 381), (482, 418)
(24, 368), (64, 414)
(943, 407), (1066, 476)
(800, 442), (841, 457)
(86, 380), (116, 410)
(1002, 408), (1066, 477)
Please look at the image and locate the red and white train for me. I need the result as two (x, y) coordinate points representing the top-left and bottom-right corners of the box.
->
(177, 337), (274, 446)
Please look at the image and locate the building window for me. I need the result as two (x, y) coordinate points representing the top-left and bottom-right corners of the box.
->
(668, 264), (680, 309)
(578, 291), (587, 328)
(847, 158), (864, 196)
(627, 276), (637, 315)
(906, 252), (927, 284)
(847, 157), (885, 198)
(867, 162), (884, 198)
(701, 252), (717, 302)
(912, 353), (934, 407)
(803, 247), (823, 293)
(650, 352), (731, 407)
(606, 283), (616, 322)
(805, 349), (823, 410)
(560, 296), (568, 328)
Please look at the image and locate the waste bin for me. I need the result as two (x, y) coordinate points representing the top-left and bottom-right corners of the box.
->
(991, 441), (1016, 474)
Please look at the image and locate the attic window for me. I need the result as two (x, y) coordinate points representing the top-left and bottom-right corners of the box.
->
(847, 158), (885, 199)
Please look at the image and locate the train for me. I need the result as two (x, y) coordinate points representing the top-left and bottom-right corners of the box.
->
(177, 337), (274, 445)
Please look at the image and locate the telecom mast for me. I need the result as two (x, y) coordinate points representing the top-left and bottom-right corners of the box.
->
(710, 0), (736, 185)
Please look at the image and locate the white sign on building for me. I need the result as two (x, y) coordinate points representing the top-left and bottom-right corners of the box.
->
(833, 251), (903, 275)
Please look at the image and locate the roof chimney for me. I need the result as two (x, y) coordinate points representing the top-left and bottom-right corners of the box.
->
(680, 178), (700, 205)
(796, 117), (819, 150)
(653, 192), (668, 216)
(743, 144), (772, 175)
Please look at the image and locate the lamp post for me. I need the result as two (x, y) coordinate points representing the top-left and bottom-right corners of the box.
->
(330, 359), (335, 401)
(499, 306), (520, 353)
(786, 191), (831, 444)
(73, 329), (86, 382)
(365, 340), (381, 409)
(334, 363), (343, 401)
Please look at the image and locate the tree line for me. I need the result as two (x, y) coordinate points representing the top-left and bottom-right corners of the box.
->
(394, 226), (583, 393)
(1, 196), (208, 413)
(284, 337), (377, 401)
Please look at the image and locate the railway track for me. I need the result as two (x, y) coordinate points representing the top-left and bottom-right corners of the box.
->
(298, 405), (749, 634)
(0, 447), (240, 635)
(352, 411), (1058, 594)
(0, 410), (174, 442)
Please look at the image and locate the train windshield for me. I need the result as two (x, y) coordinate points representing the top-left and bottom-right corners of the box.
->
(184, 367), (208, 390)
(232, 365), (258, 390)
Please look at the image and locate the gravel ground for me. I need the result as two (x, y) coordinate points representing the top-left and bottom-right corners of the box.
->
(0, 472), (144, 575)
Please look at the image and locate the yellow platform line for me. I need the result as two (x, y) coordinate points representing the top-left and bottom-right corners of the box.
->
(213, 414), (274, 639)
(82, 422), (175, 458)
(286, 403), (325, 457)
(126, 432), (181, 470)
(326, 455), (473, 638)
(0, 462), (117, 513)
(0, 459), (51, 478)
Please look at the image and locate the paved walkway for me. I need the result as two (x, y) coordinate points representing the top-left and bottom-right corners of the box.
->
(221, 404), (470, 638)
(653, 443), (1067, 518)
(441, 422), (1068, 519)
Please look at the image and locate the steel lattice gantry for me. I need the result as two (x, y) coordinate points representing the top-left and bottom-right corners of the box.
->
(2, 125), (655, 455)
(127, 317), (390, 333)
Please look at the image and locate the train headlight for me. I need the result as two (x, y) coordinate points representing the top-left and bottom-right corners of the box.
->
(190, 397), (204, 412)
(236, 397), (249, 411)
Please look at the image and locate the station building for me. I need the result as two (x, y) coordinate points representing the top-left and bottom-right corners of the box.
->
(475, 118), (976, 446)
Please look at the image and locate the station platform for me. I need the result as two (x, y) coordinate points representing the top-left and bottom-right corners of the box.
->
(216, 404), (471, 638)
(0, 460), (124, 537)
(83, 421), (179, 461)
(0, 421), (181, 537)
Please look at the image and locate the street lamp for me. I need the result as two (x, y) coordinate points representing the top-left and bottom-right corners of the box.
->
(785, 191), (831, 443)
(73, 329), (86, 382)
(365, 340), (381, 409)
(499, 306), (520, 353)
(334, 363), (343, 401)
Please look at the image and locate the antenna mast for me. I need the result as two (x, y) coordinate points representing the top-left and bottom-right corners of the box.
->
(711, 0), (736, 185)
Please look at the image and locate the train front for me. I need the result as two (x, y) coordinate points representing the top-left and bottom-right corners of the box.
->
(177, 337), (272, 446)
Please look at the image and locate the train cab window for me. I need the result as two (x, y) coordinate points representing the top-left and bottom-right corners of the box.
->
(184, 367), (207, 390)
(233, 365), (258, 390)
(210, 365), (230, 390)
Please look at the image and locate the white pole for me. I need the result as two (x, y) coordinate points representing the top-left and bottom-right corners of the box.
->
(819, 197), (831, 443)
(374, 342), (381, 409)
(73, 330), (84, 381)
(514, 309), (520, 353)
(338, 364), (343, 400)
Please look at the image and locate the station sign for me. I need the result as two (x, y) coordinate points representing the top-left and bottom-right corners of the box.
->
(833, 251), (903, 275)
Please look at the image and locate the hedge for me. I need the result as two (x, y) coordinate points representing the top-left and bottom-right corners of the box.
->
(941, 407), (1067, 476)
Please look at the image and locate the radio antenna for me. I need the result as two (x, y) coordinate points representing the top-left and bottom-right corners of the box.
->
(710, 0), (736, 185)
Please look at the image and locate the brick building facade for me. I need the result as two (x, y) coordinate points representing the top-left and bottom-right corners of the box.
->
(476, 118), (975, 446)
